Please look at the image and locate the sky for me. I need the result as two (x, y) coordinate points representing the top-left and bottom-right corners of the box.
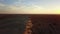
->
(0, 0), (60, 14)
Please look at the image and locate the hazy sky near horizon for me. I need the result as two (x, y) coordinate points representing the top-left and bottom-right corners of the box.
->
(0, 0), (60, 14)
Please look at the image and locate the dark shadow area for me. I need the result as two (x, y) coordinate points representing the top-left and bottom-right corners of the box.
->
(0, 14), (29, 34)
(1, 14), (60, 34)
(31, 15), (60, 34)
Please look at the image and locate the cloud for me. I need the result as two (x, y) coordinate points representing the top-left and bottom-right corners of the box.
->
(0, 3), (45, 14)
(0, 3), (5, 7)
(0, 0), (60, 14)
(0, 3), (60, 14)
(0, 0), (4, 1)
